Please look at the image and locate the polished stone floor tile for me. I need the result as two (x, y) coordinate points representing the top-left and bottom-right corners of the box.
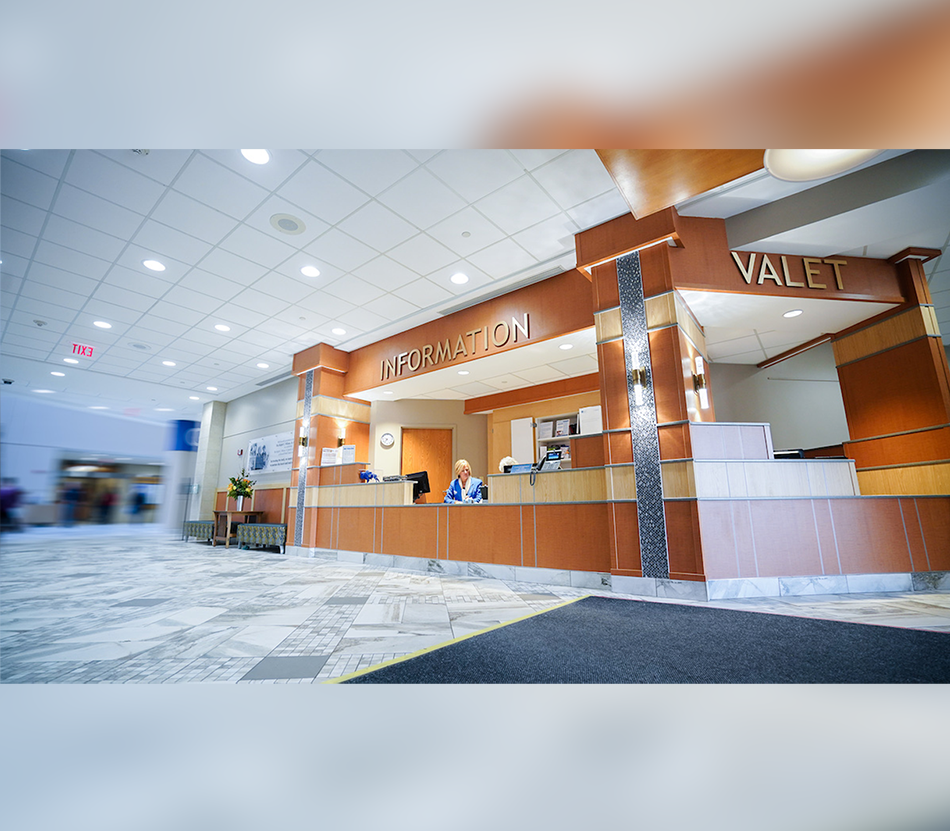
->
(1, 523), (948, 684)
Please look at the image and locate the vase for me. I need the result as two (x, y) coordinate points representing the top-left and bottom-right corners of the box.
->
(235, 496), (244, 511)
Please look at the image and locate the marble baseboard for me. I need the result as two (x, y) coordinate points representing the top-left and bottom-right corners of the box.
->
(912, 571), (950, 592)
(612, 575), (709, 602)
(779, 575), (849, 597)
(708, 577), (780, 600)
(846, 572), (913, 594)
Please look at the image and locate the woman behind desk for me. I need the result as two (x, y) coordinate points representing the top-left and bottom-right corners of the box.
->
(443, 459), (483, 503)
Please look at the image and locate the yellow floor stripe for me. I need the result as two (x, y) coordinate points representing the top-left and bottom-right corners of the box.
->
(324, 594), (589, 684)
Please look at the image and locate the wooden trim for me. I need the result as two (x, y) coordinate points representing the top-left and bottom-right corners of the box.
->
(888, 247), (942, 265)
(465, 373), (600, 414)
(757, 333), (833, 368)
(574, 208), (680, 270)
(292, 343), (350, 376)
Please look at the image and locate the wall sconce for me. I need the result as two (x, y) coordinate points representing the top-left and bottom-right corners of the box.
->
(298, 419), (312, 458)
(693, 356), (710, 410)
(337, 423), (346, 447)
(630, 359), (647, 406)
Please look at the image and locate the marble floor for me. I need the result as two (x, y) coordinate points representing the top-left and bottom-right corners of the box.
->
(2, 523), (949, 684)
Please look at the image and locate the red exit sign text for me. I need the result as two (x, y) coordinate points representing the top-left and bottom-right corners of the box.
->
(72, 343), (94, 358)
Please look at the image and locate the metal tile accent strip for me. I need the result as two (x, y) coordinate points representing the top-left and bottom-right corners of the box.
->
(616, 251), (670, 578)
(294, 370), (313, 545)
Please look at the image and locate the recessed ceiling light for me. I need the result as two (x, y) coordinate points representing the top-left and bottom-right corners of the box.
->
(63, 358), (79, 364)
(162, 360), (176, 367)
(332, 327), (346, 336)
(33, 389), (54, 393)
(155, 408), (173, 412)
(241, 149), (270, 165)
(93, 321), (112, 329)
(206, 387), (218, 391)
(270, 213), (305, 234)
(300, 265), (321, 278)
(189, 396), (200, 400)
(458, 370), (470, 376)
(450, 272), (469, 285)
(783, 309), (804, 318)
(461, 231), (471, 238)
(559, 343), (574, 350)
(383, 390), (393, 395)
(257, 363), (269, 369)
(214, 324), (231, 332)
(89, 406), (109, 410)
(764, 149), (884, 182)
(143, 259), (165, 272)
(50, 371), (65, 377)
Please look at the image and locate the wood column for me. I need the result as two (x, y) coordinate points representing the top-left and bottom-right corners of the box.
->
(834, 257), (950, 495)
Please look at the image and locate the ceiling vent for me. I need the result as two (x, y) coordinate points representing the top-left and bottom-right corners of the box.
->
(270, 213), (306, 235)
(255, 370), (294, 388)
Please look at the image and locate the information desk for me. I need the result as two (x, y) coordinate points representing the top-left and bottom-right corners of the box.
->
(212, 510), (264, 547)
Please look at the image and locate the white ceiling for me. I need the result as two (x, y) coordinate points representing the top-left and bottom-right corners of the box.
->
(1, 149), (948, 422)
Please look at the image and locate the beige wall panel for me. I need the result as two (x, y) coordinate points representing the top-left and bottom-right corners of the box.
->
(645, 293), (677, 329)
(605, 465), (637, 500)
(833, 307), (930, 366)
(857, 463), (950, 496)
(594, 308), (623, 343)
(674, 294), (707, 354)
(660, 461), (696, 498)
(296, 400), (305, 418)
(486, 474), (525, 504)
(805, 460), (860, 496)
(692, 462), (730, 497)
(313, 395), (371, 423)
(532, 468), (607, 503)
(743, 460), (811, 497)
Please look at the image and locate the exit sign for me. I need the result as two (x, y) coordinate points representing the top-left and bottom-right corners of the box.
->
(72, 343), (94, 358)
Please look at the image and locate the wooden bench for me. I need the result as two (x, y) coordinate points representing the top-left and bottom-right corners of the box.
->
(183, 520), (214, 542)
(236, 522), (287, 554)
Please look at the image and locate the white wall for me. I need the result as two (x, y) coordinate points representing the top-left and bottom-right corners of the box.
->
(0, 393), (165, 502)
(370, 399), (488, 480)
(217, 378), (298, 489)
(708, 343), (850, 451)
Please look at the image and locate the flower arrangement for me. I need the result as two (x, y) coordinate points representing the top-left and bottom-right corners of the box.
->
(227, 469), (255, 500)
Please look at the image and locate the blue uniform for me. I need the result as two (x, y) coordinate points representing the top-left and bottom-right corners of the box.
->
(443, 477), (483, 503)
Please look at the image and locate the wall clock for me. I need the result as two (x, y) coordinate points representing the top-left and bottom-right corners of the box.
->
(380, 432), (395, 448)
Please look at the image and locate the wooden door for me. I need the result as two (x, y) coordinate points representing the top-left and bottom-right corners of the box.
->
(401, 428), (453, 503)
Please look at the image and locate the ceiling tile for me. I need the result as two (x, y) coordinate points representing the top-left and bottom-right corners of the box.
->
(33, 240), (110, 280)
(323, 275), (386, 305)
(2, 194), (47, 236)
(195, 248), (269, 286)
(91, 283), (158, 313)
(96, 150), (193, 185)
(122, 327), (178, 349)
(114, 245), (187, 283)
(43, 215), (126, 261)
(0, 158), (58, 210)
(18, 279), (89, 310)
(376, 167), (467, 229)
(451, 381), (498, 396)
(3, 149), (70, 179)
(353, 255), (421, 291)
(8, 295), (76, 323)
(104, 266), (173, 299)
(426, 150), (524, 202)
(387, 234), (457, 275)
(304, 228), (377, 272)
(229, 287), (292, 317)
(509, 149), (567, 170)
(363, 294), (420, 321)
(132, 220), (215, 264)
(565, 189), (631, 232)
(407, 150), (439, 164)
(317, 150), (418, 196)
(239, 329), (287, 349)
(474, 177), (562, 236)
(161, 285), (225, 314)
(393, 277), (454, 309)
(9, 310), (69, 334)
(338, 307), (390, 332)
(150, 190), (236, 245)
(255, 318), (309, 340)
(211, 303), (270, 328)
(512, 366), (568, 384)
(277, 159), (371, 225)
(2, 253), (29, 278)
(512, 215), (580, 261)
(149, 301), (207, 327)
(466, 239), (536, 280)
(218, 223), (298, 268)
(0, 226), (37, 259)
(66, 151), (167, 214)
(426, 205), (507, 258)
(549, 354), (599, 375)
(244, 195), (330, 251)
(296, 291), (356, 320)
(531, 150), (617, 210)
(175, 268), (245, 302)
(134, 316), (193, 339)
(52, 184), (146, 239)
(27, 263), (99, 295)
(76, 300), (142, 325)
(173, 154), (270, 220)
(248, 272), (313, 303)
(202, 149), (310, 191)
(271, 252), (342, 288)
(426, 260), (494, 296)
(337, 201), (417, 252)
(271, 306), (329, 330)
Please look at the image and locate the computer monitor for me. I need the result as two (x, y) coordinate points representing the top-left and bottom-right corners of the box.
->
(404, 470), (430, 502)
